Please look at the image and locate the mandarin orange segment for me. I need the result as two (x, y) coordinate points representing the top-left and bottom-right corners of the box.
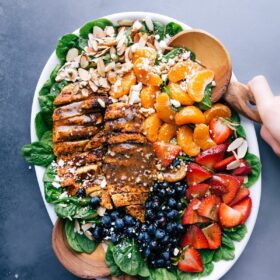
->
(168, 82), (194, 105)
(177, 126), (200, 157)
(175, 106), (206, 125)
(158, 123), (177, 143)
(154, 92), (176, 124)
(187, 69), (214, 102)
(143, 113), (162, 142)
(204, 103), (232, 124)
(140, 85), (158, 108)
(109, 71), (136, 98)
(193, 124), (216, 150)
(133, 57), (162, 86)
(132, 47), (157, 63)
(168, 60), (204, 83)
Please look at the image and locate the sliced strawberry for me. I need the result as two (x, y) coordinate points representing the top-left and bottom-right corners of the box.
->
(198, 195), (221, 221)
(209, 118), (232, 144)
(232, 197), (252, 224)
(186, 184), (210, 200)
(232, 159), (252, 176)
(195, 144), (227, 169)
(178, 248), (204, 273)
(235, 176), (245, 184)
(208, 175), (228, 196)
(214, 174), (241, 204)
(202, 223), (222, 249)
(230, 187), (250, 206)
(153, 142), (182, 167)
(181, 225), (209, 249)
(213, 155), (236, 171)
(218, 203), (242, 228)
(182, 199), (210, 225)
(186, 163), (212, 185)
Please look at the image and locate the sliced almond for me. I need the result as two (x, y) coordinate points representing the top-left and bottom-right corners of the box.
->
(105, 26), (115, 37)
(81, 223), (93, 232)
(105, 61), (115, 72)
(74, 219), (81, 233)
(93, 26), (105, 38)
(89, 80), (98, 92)
(117, 19), (133, 26)
(66, 48), (79, 62)
(226, 159), (241, 170)
(84, 230), (94, 240)
(144, 16), (154, 31)
(78, 68), (91, 81)
(97, 58), (105, 77)
(97, 206), (106, 216)
(80, 54), (89, 68)
(227, 137), (245, 152)
(132, 20), (143, 31)
(237, 140), (248, 159)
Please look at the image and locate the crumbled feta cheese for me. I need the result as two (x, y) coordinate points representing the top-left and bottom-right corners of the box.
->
(129, 82), (142, 104)
(127, 252), (132, 259)
(52, 182), (61, 189)
(173, 248), (180, 256)
(170, 99), (181, 108)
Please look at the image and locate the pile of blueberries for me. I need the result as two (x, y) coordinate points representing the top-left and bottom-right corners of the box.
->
(138, 181), (187, 269)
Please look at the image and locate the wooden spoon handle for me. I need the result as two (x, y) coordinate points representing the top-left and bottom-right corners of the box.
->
(224, 81), (262, 123)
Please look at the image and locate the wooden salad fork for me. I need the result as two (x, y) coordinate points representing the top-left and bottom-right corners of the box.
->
(168, 29), (262, 123)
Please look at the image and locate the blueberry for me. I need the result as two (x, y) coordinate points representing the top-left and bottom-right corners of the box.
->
(157, 216), (166, 228)
(176, 224), (184, 233)
(177, 202), (184, 211)
(149, 240), (158, 251)
(167, 209), (179, 220)
(76, 188), (85, 198)
(166, 187), (176, 197)
(155, 229), (165, 240)
(176, 185), (186, 196)
(143, 247), (151, 257)
(161, 235), (169, 244)
(124, 215), (135, 226)
(145, 200), (153, 209)
(152, 182), (160, 191)
(170, 237), (178, 245)
(115, 218), (125, 230)
(138, 232), (145, 241)
(151, 200), (160, 210)
(134, 220), (141, 230)
(166, 260), (171, 269)
(156, 211), (165, 219)
(111, 233), (120, 244)
(166, 222), (177, 233)
(167, 198), (177, 208)
(141, 223), (148, 232)
(145, 209), (155, 220)
(161, 251), (170, 260)
(91, 226), (103, 240)
(90, 196), (101, 207)
(126, 227), (135, 237)
(174, 182), (181, 188)
(155, 259), (165, 267)
(158, 188), (166, 198)
(110, 211), (120, 220)
(161, 182), (169, 188)
(147, 224), (156, 235)
(101, 215), (111, 228)
(142, 232), (151, 242)
(172, 158), (181, 168)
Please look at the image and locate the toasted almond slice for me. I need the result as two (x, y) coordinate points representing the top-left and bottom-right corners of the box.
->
(66, 48), (79, 62)
(144, 16), (154, 31)
(226, 159), (241, 170)
(78, 68), (91, 81)
(81, 223), (93, 232)
(97, 207), (106, 216)
(80, 54), (89, 68)
(93, 26), (105, 38)
(118, 19), (133, 26)
(105, 26), (115, 37)
(97, 58), (105, 77)
(74, 219), (81, 233)
(84, 230), (94, 240)
(227, 137), (245, 152)
(237, 140), (248, 159)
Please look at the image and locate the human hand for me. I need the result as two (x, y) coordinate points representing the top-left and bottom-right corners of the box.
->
(248, 75), (280, 156)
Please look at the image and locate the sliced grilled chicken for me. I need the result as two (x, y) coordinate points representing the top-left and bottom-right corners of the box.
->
(54, 83), (93, 105)
(84, 131), (107, 150)
(54, 113), (103, 126)
(108, 133), (147, 145)
(104, 118), (143, 133)
(108, 143), (153, 156)
(104, 103), (139, 121)
(111, 193), (149, 207)
(88, 190), (113, 209)
(53, 140), (89, 156)
(53, 125), (99, 143)
(126, 205), (145, 222)
(107, 184), (149, 195)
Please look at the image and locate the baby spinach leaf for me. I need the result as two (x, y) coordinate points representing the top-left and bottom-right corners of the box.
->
(176, 262), (214, 280)
(55, 203), (78, 219)
(56, 34), (80, 63)
(112, 239), (150, 277)
(50, 64), (61, 82)
(65, 220), (98, 254)
(198, 84), (213, 110)
(230, 109), (247, 138)
(65, 220), (83, 253)
(21, 141), (55, 166)
(74, 206), (97, 220)
(223, 225), (247, 241)
(244, 153), (261, 187)
(199, 249), (215, 264)
(149, 268), (177, 280)
(153, 21), (165, 40)
(40, 131), (53, 147)
(35, 112), (50, 139)
(161, 48), (184, 63)
(105, 243), (122, 276)
(213, 233), (235, 262)
(79, 18), (114, 38)
(165, 22), (183, 37)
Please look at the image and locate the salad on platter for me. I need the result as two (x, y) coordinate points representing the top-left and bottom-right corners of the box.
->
(21, 16), (261, 279)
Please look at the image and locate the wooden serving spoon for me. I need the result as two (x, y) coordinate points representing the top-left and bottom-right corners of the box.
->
(168, 29), (262, 123)
(52, 219), (136, 279)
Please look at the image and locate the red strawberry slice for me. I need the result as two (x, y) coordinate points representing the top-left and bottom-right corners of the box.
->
(208, 175), (228, 196)
(153, 142), (182, 167)
(230, 187), (250, 206)
(195, 144), (227, 169)
(235, 176), (245, 184)
(181, 225), (209, 249)
(232, 159), (252, 176)
(213, 155), (236, 171)
(232, 197), (252, 224)
(198, 195), (221, 221)
(186, 184), (210, 200)
(186, 163), (212, 185)
(202, 223), (222, 249)
(178, 248), (204, 273)
(214, 174), (241, 204)
(182, 199), (210, 225)
(209, 118), (232, 144)
(218, 203), (242, 228)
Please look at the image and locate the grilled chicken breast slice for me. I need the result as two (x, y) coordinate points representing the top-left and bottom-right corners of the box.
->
(54, 113), (103, 126)
(84, 131), (107, 150)
(53, 140), (89, 156)
(107, 133), (147, 145)
(111, 192), (149, 207)
(104, 103), (139, 121)
(104, 118), (143, 133)
(126, 205), (145, 222)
